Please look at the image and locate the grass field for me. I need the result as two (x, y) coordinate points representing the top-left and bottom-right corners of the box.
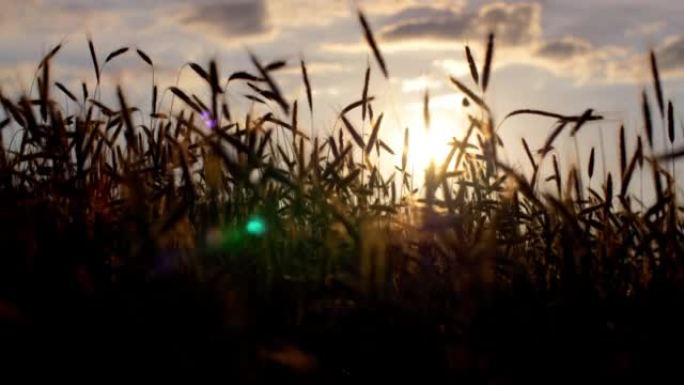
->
(1, 12), (684, 383)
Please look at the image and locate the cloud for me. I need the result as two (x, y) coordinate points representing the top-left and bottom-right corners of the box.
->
(0, 0), (112, 36)
(530, 36), (634, 82)
(657, 35), (684, 75)
(381, 2), (542, 47)
(433, 59), (469, 77)
(532, 34), (684, 82)
(399, 75), (443, 93)
(179, 0), (272, 39)
(599, 35), (684, 81)
(363, 0), (466, 15)
(280, 61), (349, 76)
(535, 36), (592, 60)
(267, 0), (466, 27)
(319, 1), (683, 84)
(625, 21), (666, 38)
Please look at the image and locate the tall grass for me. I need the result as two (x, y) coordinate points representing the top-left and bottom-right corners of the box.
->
(1, 20), (683, 382)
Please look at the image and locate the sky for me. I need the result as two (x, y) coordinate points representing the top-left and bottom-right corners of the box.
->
(1, 0), (683, 195)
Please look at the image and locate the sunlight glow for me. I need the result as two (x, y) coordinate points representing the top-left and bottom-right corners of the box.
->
(410, 120), (455, 174)
(404, 94), (466, 178)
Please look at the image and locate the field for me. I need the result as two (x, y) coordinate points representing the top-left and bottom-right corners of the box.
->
(1, 11), (684, 383)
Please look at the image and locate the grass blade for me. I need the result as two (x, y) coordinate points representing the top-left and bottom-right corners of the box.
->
(521, 138), (536, 170)
(301, 59), (313, 116)
(449, 76), (487, 111)
(229, 71), (261, 83)
(265, 60), (287, 72)
(423, 88), (430, 130)
(209, 60), (221, 94)
(569, 108), (595, 136)
(362, 65), (370, 121)
(341, 97), (375, 116)
(481, 33), (494, 92)
(341, 114), (365, 149)
(650, 51), (665, 118)
(249, 51), (289, 114)
(378, 139), (394, 155)
(402, 127), (409, 171)
(655, 147), (684, 161)
(55, 82), (77, 103)
(365, 113), (383, 155)
(465, 45), (479, 84)
(668, 101), (674, 143)
(642, 91), (653, 148)
(619, 125), (626, 177)
(117, 86), (137, 154)
(169, 86), (201, 113)
(105, 47), (129, 64)
(39, 43), (62, 69)
(189, 63), (210, 82)
(621, 141), (641, 196)
(539, 121), (568, 156)
(357, 10), (388, 78)
(88, 37), (100, 83)
(552, 154), (561, 197)
(136, 49), (153, 66)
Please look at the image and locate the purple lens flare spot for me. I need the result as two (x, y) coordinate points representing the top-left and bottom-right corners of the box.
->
(201, 110), (217, 129)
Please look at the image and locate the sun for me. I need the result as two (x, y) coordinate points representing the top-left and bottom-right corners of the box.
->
(409, 118), (457, 174)
(404, 94), (466, 180)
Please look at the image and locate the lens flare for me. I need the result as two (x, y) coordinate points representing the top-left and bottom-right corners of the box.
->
(246, 216), (267, 236)
(201, 110), (217, 129)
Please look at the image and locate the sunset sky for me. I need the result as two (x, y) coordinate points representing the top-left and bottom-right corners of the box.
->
(1, 0), (683, 190)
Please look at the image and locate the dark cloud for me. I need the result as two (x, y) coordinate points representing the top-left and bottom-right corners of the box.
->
(180, 0), (270, 38)
(381, 2), (541, 46)
(532, 34), (684, 80)
(383, 6), (455, 25)
(535, 37), (592, 60)
(657, 36), (684, 74)
(534, 0), (684, 47)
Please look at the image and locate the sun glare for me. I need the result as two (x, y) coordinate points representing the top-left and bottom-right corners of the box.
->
(404, 94), (466, 179)
(410, 120), (454, 173)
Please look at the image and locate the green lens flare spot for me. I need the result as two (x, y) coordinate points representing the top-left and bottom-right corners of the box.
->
(246, 216), (267, 236)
